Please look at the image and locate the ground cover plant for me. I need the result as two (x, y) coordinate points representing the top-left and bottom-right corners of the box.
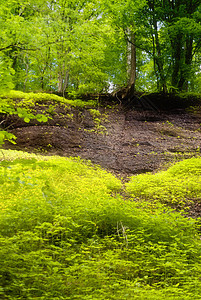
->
(1, 90), (97, 108)
(0, 90), (98, 145)
(1, 150), (201, 299)
(126, 157), (201, 207)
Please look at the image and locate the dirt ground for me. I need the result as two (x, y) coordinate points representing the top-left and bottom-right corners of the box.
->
(3, 101), (201, 176)
(2, 99), (201, 217)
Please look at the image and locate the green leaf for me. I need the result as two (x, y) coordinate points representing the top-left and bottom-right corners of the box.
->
(24, 117), (30, 123)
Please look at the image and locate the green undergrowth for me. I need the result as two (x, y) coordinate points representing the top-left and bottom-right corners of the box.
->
(178, 91), (201, 100)
(0, 90), (99, 144)
(1, 150), (201, 299)
(1, 90), (97, 108)
(126, 157), (201, 206)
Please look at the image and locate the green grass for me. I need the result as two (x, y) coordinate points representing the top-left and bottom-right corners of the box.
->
(1, 150), (201, 299)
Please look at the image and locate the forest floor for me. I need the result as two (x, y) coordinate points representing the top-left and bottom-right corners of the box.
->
(3, 97), (201, 216)
(3, 101), (201, 177)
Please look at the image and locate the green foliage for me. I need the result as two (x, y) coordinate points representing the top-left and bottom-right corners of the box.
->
(1, 150), (201, 299)
(177, 92), (201, 100)
(2, 90), (97, 108)
(87, 109), (108, 135)
(0, 131), (16, 145)
(0, 55), (15, 91)
(126, 157), (201, 205)
(0, 91), (49, 145)
(0, 90), (97, 144)
(0, 0), (201, 93)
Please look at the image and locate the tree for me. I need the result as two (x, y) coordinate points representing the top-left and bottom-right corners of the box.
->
(100, 0), (147, 100)
(6, 0), (116, 94)
(1, 0), (201, 95)
(166, 1), (201, 91)
(144, 0), (201, 92)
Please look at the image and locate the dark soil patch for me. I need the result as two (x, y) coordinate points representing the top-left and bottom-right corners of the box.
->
(2, 103), (201, 174)
(2, 96), (201, 216)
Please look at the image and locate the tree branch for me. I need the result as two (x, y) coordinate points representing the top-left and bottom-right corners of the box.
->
(0, 39), (70, 53)
(122, 28), (153, 56)
(0, 44), (38, 52)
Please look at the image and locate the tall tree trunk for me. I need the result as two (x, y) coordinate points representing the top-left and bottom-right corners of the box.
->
(152, 32), (160, 91)
(129, 32), (136, 94)
(63, 70), (69, 97)
(125, 28), (137, 100)
(58, 66), (69, 96)
(153, 19), (167, 93)
(58, 70), (63, 93)
(171, 33), (182, 90)
(149, 0), (167, 92)
(23, 54), (29, 92)
(178, 36), (193, 91)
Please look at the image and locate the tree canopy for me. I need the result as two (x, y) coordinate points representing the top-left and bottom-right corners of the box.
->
(0, 0), (201, 94)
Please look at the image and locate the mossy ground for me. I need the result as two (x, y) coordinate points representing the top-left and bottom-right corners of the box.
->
(1, 149), (201, 299)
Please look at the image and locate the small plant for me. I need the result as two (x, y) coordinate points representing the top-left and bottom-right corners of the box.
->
(156, 122), (188, 138)
(87, 109), (108, 135)
(89, 108), (101, 118)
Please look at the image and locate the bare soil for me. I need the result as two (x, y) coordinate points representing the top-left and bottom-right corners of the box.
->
(2, 98), (201, 218)
(3, 102), (201, 177)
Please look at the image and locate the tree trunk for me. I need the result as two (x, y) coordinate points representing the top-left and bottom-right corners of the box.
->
(152, 32), (160, 91)
(58, 71), (63, 93)
(153, 18), (167, 93)
(171, 33), (182, 90)
(23, 54), (29, 92)
(178, 36), (193, 91)
(148, 0), (167, 92)
(58, 67), (69, 96)
(124, 28), (137, 100)
(129, 32), (136, 92)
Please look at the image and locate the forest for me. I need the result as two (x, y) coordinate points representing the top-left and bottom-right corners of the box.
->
(1, 1), (201, 300)
(1, 0), (201, 95)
